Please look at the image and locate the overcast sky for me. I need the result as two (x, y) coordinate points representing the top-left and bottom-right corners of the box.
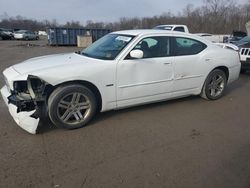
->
(0, 0), (248, 24)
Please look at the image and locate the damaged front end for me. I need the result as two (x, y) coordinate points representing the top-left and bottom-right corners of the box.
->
(1, 75), (50, 134)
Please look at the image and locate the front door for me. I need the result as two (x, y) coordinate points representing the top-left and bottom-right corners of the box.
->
(116, 36), (174, 107)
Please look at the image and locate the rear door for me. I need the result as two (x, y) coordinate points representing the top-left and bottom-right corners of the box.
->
(171, 36), (208, 95)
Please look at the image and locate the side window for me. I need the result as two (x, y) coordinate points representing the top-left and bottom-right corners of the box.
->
(174, 37), (207, 56)
(174, 27), (185, 32)
(130, 36), (170, 59)
(134, 38), (157, 49)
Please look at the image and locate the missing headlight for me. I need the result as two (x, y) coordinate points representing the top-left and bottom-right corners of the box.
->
(27, 76), (47, 99)
(12, 81), (31, 100)
(30, 78), (44, 93)
(13, 81), (29, 94)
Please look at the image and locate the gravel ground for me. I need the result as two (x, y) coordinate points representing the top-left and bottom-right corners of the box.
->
(0, 37), (250, 188)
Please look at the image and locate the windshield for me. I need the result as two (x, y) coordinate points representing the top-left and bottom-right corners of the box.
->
(16, 30), (26, 33)
(239, 36), (250, 43)
(81, 34), (134, 60)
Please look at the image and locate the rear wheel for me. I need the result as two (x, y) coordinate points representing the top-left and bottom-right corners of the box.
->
(201, 69), (227, 100)
(48, 84), (97, 129)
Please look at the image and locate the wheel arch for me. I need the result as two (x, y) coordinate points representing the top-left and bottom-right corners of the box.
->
(211, 66), (229, 81)
(200, 65), (229, 94)
(200, 66), (229, 100)
(48, 80), (102, 112)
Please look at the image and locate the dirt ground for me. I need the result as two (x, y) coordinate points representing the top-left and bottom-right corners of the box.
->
(0, 37), (250, 188)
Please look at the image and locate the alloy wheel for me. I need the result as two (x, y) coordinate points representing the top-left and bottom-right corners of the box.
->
(57, 92), (91, 125)
(208, 74), (225, 97)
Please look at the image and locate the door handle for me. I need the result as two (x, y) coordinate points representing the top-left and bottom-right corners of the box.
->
(163, 62), (171, 65)
(205, 58), (212, 62)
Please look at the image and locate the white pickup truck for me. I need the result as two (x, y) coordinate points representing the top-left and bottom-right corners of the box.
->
(153, 25), (227, 43)
(153, 25), (189, 33)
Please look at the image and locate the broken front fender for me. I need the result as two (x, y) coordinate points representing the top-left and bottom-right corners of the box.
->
(1, 85), (39, 134)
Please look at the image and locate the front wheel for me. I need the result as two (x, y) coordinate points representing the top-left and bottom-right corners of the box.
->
(48, 84), (97, 129)
(201, 69), (227, 100)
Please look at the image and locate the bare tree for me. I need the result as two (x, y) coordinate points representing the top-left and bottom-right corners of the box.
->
(0, 1), (249, 34)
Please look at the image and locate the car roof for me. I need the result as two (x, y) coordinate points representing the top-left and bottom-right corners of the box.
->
(155, 25), (187, 27)
(16, 30), (27, 32)
(195, 33), (212, 35)
(112, 29), (207, 39)
(113, 29), (173, 36)
(113, 29), (195, 36)
(111, 29), (211, 44)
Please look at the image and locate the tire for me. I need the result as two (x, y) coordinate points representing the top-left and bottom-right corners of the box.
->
(201, 69), (227, 100)
(25, 37), (29, 41)
(48, 84), (97, 130)
(0, 36), (2, 40)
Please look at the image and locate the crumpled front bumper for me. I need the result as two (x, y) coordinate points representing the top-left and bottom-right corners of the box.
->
(1, 85), (39, 134)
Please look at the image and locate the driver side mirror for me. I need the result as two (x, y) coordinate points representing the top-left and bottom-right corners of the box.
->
(130, 49), (143, 59)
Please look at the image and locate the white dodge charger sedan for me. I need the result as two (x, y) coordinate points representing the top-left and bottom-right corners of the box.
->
(1, 30), (241, 134)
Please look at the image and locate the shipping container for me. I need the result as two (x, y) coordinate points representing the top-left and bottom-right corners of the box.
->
(47, 28), (111, 46)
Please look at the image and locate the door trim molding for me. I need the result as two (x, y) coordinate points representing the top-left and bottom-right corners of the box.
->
(118, 78), (173, 89)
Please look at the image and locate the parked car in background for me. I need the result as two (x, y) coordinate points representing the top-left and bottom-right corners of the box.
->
(1, 30), (241, 134)
(226, 31), (247, 44)
(234, 36), (250, 47)
(153, 25), (189, 33)
(14, 30), (39, 40)
(0, 31), (9, 40)
(234, 36), (250, 73)
(0, 28), (13, 40)
(38, 31), (47, 36)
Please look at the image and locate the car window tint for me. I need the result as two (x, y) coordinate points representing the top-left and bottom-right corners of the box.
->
(174, 27), (185, 32)
(132, 36), (171, 59)
(174, 37), (206, 56)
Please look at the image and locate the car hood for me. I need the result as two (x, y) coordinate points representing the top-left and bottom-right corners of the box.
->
(12, 52), (96, 75)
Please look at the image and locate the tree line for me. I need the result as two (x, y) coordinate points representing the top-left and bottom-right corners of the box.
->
(0, 0), (249, 34)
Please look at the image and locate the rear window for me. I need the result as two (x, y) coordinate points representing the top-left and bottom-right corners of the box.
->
(173, 37), (207, 56)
